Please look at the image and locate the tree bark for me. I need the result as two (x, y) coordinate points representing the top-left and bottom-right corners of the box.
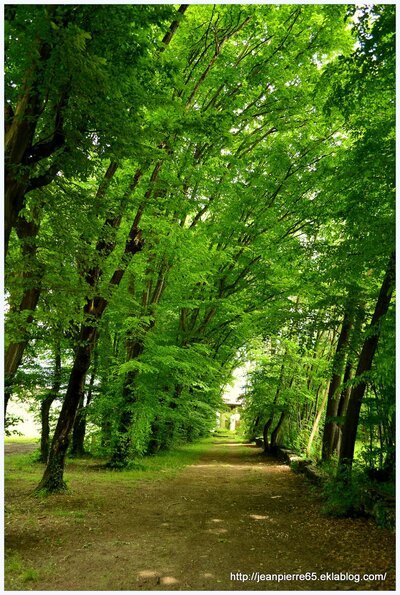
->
(70, 395), (87, 457)
(160, 5), (189, 48)
(39, 343), (62, 463)
(261, 358), (287, 453)
(5, 22), (66, 253)
(321, 309), (353, 460)
(270, 410), (286, 450)
(332, 361), (353, 456)
(40, 395), (54, 464)
(339, 252), (395, 471)
(35, 323), (97, 492)
(5, 215), (43, 414)
(306, 384), (328, 457)
(70, 359), (97, 457)
(248, 415), (260, 442)
(262, 418), (273, 452)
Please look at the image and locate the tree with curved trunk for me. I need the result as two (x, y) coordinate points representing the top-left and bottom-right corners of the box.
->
(339, 251), (395, 471)
(4, 5), (180, 254)
(5, 214), (43, 414)
(35, 215), (144, 492)
(321, 305), (353, 460)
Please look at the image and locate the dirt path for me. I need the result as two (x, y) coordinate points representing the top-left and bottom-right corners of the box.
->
(5, 440), (395, 590)
(4, 442), (38, 456)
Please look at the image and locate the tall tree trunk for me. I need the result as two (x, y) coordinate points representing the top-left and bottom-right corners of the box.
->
(36, 323), (97, 492)
(269, 374), (294, 450)
(5, 21), (67, 254)
(248, 415), (260, 442)
(270, 410), (286, 450)
(332, 361), (353, 456)
(70, 394), (87, 458)
(321, 308), (353, 460)
(5, 104), (39, 253)
(70, 356), (97, 457)
(306, 384), (328, 457)
(339, 252), (395, 471)
(39, 343), (62, 463)
(262, 418), (273, 452)
(5, 215), (42, 414)
(262, 355), (289, 453)
(332, 306), (364, 456)
(36, 219), (143, 492)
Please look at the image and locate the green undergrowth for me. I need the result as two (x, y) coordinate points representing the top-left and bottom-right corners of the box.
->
(318, 464), (395, 528)
(270, 442), (395, 529)
(321, 470), (365, 518)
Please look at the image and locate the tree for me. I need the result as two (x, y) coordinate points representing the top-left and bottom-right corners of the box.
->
(339, 252), (395, 470)
(34, 5), (189, 492)
(2, 4), (392, 496)
(5, 5), (176, 252)
(4, 5), (180, 409)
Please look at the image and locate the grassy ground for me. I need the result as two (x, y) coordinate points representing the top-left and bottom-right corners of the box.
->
(5, 437), (216, 590)
(4, 435), (40, 444)
(5, 437), (214, 483)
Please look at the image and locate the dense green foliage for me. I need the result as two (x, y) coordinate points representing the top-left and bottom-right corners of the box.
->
(5, 5), (394, 496)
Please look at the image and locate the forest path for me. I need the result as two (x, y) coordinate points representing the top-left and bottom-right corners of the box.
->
(5, 440), (395, 590)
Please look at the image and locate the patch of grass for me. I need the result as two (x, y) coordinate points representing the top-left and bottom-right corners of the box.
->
(101, 437), (213, 481)
(6, 438), (214, 504)
(5, 437), (214, 509)
(212, 429), (247, 444)
(22, 568), (40, 582)
(4, 436), (40, 444)
(5, 453), (44, 485)
(53, 509), (86, 519)
(5, 553), (40, 589)
(6, 553), (24, 573)
(5, 451), (43, 471)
